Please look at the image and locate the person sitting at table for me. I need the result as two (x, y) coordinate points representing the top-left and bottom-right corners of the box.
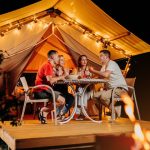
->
(89, 49), (128, 118)
(34, 50), (66, 124)
(73, 55), (93, 120)
(53, 55), (74, 120)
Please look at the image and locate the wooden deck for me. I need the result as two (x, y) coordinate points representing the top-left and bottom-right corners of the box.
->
(1, 118), (150, 150)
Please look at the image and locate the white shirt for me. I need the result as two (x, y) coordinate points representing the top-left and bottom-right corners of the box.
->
(102, 60), (128, 90)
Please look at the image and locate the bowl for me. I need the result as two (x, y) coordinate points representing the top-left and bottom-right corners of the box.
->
(66, 74), (79, 80)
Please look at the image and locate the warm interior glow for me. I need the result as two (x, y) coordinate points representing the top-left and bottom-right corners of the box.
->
(43, 23), (49, 29)
(38, 21), (43, 28)
(95, 41), (101, 47)
(103, 34), (110, 39)
(13, 28), (20, 35)
(82, 33), (89, 39)
(27, 22), (35, 30)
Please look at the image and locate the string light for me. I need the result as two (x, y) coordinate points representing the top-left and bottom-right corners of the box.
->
(0, 7), (130, 57)
(43, 23), (49, 29)
(83, 29), (87, 34)
(96, 39), (101, 43)
(13, 28), (20, 35)
(33, 18), (38, 23)
(17, 22), (22, 30)
(37, 21), (43, 28)
(27, 22), (35, 30)
(8, 23), (13, 29)
(0, 32), (5, 37)
(103, 34), (110, 39)
(95, 40), (101, 47)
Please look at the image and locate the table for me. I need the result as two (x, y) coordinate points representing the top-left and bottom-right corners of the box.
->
(55, 78), (108, 124)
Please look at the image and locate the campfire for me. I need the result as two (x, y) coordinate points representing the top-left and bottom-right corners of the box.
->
(121, 93), (150, 150)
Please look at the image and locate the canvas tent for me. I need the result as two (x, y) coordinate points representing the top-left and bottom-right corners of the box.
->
(0, 0), (150, 95)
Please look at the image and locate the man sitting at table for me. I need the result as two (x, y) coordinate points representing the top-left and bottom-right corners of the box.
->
(89, 50), (128, 118)
(34, 50), (66, 124)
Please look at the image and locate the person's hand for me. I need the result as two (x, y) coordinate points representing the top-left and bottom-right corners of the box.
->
(71, 68), (77, 75)
(60, 75), (66, 80)
(64, 68), (69, 76)
(89, 66), (94, 72)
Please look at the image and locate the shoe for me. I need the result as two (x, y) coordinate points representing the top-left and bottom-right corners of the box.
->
(105, 111), (111, 116)
(73, 114), (85, 121)
(57, 114), (66, 121)
(105, 106), (121, 118)
(38, 111), (47, 124)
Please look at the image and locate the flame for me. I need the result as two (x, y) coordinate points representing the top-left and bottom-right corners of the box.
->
(121, 93), (134, 108)
(143, 141), (150, 150)
(121, 93), (150, 149)
(125, 105), (136, 122)
(132, 122), (150, 150)
(121, 93), (135, 122)
(145, 131), (150, 142)
(134, 123), (145, 142)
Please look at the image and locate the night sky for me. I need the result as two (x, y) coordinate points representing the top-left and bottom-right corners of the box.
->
(92, 0), (150, 44)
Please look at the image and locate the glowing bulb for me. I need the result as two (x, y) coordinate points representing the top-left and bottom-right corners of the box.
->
(38, 21), (43, 28)
(75, 18), (81, 24)
(96, 42), (101, 47)
(27, 22), (34, 30)
(0, 32), (5, 37)
(9, 23), (13, 29)
(103, 34), (110, 39)
(43, 23), (49, 29)
(95, 32), (101, 36)
(13, 28), (20, 35)
(34, 18), (38, 23)
(82, 33), (88, 39)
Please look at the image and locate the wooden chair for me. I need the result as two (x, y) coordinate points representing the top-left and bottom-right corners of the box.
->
(111, 77), (141, 120)
(19, 77), (57, 124)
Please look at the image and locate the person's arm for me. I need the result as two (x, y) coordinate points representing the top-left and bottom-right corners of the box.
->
(46, 75), (65, 85)
(89, 67), (111, 78)
(45, 63), (66, 85)
(64, 68), (69, 76)
(71, 68), (78, 75)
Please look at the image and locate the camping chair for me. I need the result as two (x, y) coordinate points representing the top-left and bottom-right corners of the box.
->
(111, 77), (141, 121)
(19, 77), (57, 124)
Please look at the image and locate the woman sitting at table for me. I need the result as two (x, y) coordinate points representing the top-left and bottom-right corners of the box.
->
(73, 55), (94, 120)
(53, 55), (74, 120)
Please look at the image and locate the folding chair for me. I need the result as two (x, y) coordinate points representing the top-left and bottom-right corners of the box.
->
(111, 78), (141, 121)
(19, 76), (57, 124)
